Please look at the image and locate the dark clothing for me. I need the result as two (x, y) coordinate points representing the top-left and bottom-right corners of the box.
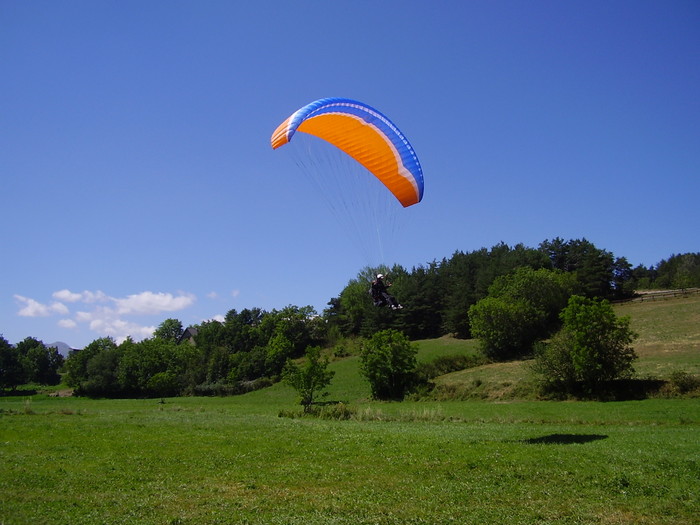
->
(370, 279), (400, 308)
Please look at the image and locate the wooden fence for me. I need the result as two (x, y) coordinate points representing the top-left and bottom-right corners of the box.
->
(617, 288), (700, 303)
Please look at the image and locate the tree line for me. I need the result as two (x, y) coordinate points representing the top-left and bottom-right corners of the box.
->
(61, 305), (326, 397)
(1, 238), (698, 398)
(326, 239), (698, 341)
(0, 336), (64, 391)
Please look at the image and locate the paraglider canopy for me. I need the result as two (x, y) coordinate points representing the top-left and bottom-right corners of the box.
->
(271, 98), (424, 207)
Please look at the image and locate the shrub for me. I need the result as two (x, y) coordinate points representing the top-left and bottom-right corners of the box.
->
(147, 371), (180, 397)
(532, 295), (638, 396)
(415, 354), (486, 382)
(666, 371), (700, 396)
(192, 378), (274, 397)
(282, 346), (335, 413)
(278, 402), (356, 420)
(360, 329), (417, 400)
(468, 267), (578, 360)
(469, 297), (544, 359)
(531, 338), (577, 394)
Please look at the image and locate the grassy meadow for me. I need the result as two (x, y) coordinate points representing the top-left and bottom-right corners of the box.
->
(1, 295), (699, 524)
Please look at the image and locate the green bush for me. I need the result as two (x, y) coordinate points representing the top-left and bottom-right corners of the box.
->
(666, 371), (700, 396)
(192, 378), (274, 397)
(415, 354), (486, 381)
(279, 402), (357, 420)
(147, 371), (180, 397)
(469, 297), (544, 359)
(282, 346), (335, 412)
(360, 329), (417, 400)
(532, 296), (638, 396)
(468, 267), (578, 360)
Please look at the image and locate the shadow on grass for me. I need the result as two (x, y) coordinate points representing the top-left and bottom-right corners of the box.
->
(1, 388), (37, 397)
(521, 433), (608, 445)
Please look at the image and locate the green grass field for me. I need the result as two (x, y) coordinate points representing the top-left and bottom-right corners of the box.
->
(1, 295), (699, 524)
(616, 294), (700, 378)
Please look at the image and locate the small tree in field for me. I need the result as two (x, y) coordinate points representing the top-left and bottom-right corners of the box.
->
(533, 295), (638, 395)
(360, 329), (417, 400)
(282, 346), (335, 413)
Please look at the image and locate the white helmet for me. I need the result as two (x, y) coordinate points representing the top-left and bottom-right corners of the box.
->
(376, 274), (384, 279)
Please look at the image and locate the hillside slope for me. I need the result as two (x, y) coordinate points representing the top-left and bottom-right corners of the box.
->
(616, 293), (700, 377)
(253, 294), (700, 405)
(431, 293), (700, 399)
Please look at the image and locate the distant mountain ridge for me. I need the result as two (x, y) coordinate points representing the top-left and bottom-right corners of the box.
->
(47, 341), (79, 357)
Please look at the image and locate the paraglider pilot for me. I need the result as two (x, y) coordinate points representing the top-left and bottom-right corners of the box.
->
(370, 274), (403, 310)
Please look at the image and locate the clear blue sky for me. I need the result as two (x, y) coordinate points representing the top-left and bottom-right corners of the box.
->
(3, 1), (699, 349)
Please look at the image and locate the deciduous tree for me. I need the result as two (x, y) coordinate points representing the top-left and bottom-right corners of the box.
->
(469, 296), (543, 360)
(360, 329), (417, 400)
(532, 295), (638, 395)
(153, 318), (184, 343)
(65, 337), (117, 388)
(15, 337), (63, 385)
(0, 335), (28, 390)
(282, 346), (335, 412)
(469, 268), (577, 359)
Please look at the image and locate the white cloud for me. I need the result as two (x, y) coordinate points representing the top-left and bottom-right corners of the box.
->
(73, 303), (164, 343)
(86, 315), (156, 344)
(114, 291), (196, 315)
(15, 295), (49, 317)
(58, 319), (77, 329)
(53, 289), (82, 302)
(53, 289), (108, 303)
(75, 310), (95, 323)
(231, 289), (240, 298)
(18, 289), (198, 344)
(15, 295), (69, 317)
(51, 302), (69, 315)
(206, 291), (218, 299)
